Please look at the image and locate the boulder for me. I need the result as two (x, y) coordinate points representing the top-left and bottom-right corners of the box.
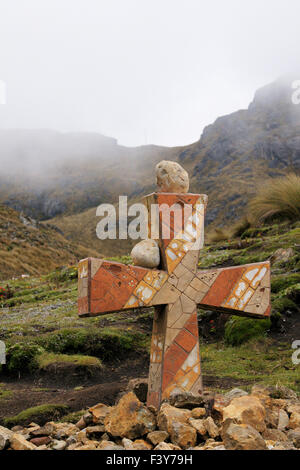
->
(221, 420), (267, 450)
(224, 388), (248, 401)
(104, 392), (156, 439)
(30, 436), (51, 447)
(156, 160), (189, 193)
(167, 388), (206, 408)
(278, 409), (289, 431)
(131, 240), (160, 268)
(287, 404), (300, 429)
(89, 403), (111, 424)
(98, 440), (124, 450)
(0, 426), (13, 450)
(157, 403), (196, 449)
(126, 378), (148, 403)
(133, 439), (153, 450)
(203, 417), (219, 438)
(262, 428), (288, 442)
(154, 442), (181, 450)
(188, 418), (207, 437)
(191, 407), (206, 419)
(222, 395), (266, 432)
(10, 433), (37, 451)
(147, 430), (169, 445)
(287, 429), (300, 448)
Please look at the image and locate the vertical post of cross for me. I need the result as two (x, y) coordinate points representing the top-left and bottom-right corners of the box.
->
(144, 192), (207, 408)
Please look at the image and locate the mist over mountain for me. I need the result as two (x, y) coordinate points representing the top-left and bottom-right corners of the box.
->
(0, 77), (299, 250)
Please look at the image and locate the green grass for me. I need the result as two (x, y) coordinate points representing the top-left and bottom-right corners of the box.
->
(201, 339), (300, 394)
(0, 384), (12, 400)
(37, 352), (102, 369)
(3, 404), (69, 427)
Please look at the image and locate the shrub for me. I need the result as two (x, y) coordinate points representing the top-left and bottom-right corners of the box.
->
(225, 316), (271, 346)
(6, 343), (44, 374)
(38, 327), (146, 361)
(249, 173), (300, 223)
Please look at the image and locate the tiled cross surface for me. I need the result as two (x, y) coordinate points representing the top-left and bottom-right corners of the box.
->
(78, 193), (271, 409)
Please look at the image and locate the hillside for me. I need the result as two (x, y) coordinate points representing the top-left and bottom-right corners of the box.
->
(0, 205), (99, 280)
(0, 220), (298, 425)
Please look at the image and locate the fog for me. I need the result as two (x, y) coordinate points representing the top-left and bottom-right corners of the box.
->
(0, 0), (300, 147)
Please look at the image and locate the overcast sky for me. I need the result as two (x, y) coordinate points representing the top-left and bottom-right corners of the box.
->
(0, 0), (300, 147)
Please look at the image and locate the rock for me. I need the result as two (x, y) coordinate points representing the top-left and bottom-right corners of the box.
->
(202, 439), (224, 450)
(157, 403), (196, 449)
(251, 384), (272, 399)
(222, 395), (266, 432)
(287, 429), (300, 448)
(89, 403), (111, 424)
(270, 441), (297, 451)
(167, 388), (205, 408)
(52, 422), (78, 439)
(104, 392), (156, 439)
(224, 388), (248, 401)
(271, 386), (298, 400)
(85, 425), (105, 438)
(133, 439), (153, 450)
(83, 411), (94, 425)
(75, 416), (86, 430)
(30, 436), (51, 447)
(278, 409), (289, 431)
(156, 160), (189, 193)
(30, 422), (55, 437)
(126, 378), (148, 402)
(203, 417), (219, 438)
(221, 420), (267, 450)
(74, 443), (98, 450)
(262, 428), (288, 442)
(270, 248), (295, 265)
(191, 407), (206, 419)
(131, 239), (160, 268)
(287, 404), (300, 429)
(52, 440), (68, 450)
(98, 440), (124, 450)
(212, 395), (231, 420)
(188, 418), (207, 437)
(10, 433), (37, 450)
(122, 438), (134, 450)
(154, 442), (181, 450)
(147, 430), (169, 445)
(0, 426), (13, 450)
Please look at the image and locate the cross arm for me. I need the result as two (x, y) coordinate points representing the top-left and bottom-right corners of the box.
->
(78, 257), (177, 316)
(193, 262), (271, 318)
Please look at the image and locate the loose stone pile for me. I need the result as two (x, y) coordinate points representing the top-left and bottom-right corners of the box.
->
(1, 383), (300, 451)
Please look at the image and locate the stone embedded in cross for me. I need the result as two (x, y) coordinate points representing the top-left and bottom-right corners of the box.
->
(78, 192), (271, 409)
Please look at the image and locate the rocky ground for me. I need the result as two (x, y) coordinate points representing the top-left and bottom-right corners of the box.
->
(1, 383), (300, 451)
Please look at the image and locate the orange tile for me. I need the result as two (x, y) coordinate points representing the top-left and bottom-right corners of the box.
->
(201, 266), (245, 307)
(174, 328), (197, 353)
(163, 342), (188, 376)
(183, 312), (199, 337)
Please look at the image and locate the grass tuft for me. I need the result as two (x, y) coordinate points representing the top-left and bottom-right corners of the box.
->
(249, 173), (300, 223)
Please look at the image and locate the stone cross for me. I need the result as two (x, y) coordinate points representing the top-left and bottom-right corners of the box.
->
(78, 192), (271, 409)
